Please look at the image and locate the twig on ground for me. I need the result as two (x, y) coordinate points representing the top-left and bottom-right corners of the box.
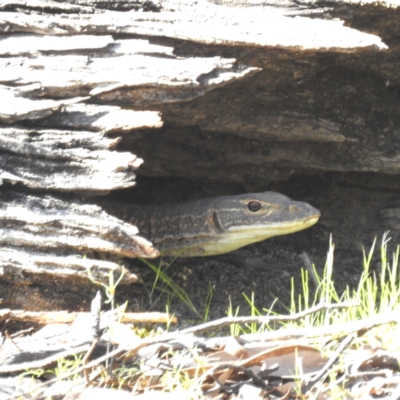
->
(9, 327), (34, 338)
(0, 309), (176, 324)
(302, 334), (355, 395)
(0, 343), (92, 375)
(245, 310), (400, 342)
(4, 331), (22, 352)
(83, 339), (99, 383)
(170, 302), (357, 336)
(83, 291), (102, 383)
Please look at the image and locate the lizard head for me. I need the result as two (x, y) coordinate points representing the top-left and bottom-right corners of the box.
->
(208, 191), (320, 253)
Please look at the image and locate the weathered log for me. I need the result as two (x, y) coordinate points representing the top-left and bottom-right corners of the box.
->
(0, 127), (145, 192)
(0, 189), (157, 310)
(40, 104), (163, 133)
(0, 190), (158, 258)
(0, 0), (399, 323)
(0, 246), (138, 285)
(0, 6), (266, 312)
(0, 34), (114, 56)
(0, 0), (386, 51)
(0, 35), (260, 106)
(0, 0), (160, 13)
(0, 35), (170, 57)
(0, 85), (88, 123)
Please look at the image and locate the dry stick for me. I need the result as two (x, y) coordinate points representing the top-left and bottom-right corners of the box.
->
(4, 331), (22, 352)
(301, 333), (355, 395)
(10, 327), (34, 338)
(82, 339), (99, 383)
(0, 343), (93, 375)
(83, 291), (101, 383)
(245, 310), (400, 342)
(171, 302), (357, 336)
(0, 309), (176, 324)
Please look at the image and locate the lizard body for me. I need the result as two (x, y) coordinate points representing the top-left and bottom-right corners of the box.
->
(127, 192), (320, 257)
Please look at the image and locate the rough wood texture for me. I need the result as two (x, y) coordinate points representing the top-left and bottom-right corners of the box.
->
(0, 189), (157, 310)
(0, 127), (144, 192)
(0, 189), (159, 309)
(0, 246), (138, 284)
(1, 0), (400, 319)
(126, 2), (400, 183)
(0, 2), (267, 312)
(0, 0), (386, 50)
(0, 85), (162, 128)
(0, 35), (260, 106)
(0, 190), (158, 257)
(0, 309), (176, 324)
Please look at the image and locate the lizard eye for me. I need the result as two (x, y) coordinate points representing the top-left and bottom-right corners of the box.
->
(248, 201), (261, 212)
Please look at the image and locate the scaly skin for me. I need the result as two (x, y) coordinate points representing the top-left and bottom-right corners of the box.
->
(127, 192), (320, 257)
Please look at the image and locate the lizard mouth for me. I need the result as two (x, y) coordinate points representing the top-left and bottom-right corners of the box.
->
(303, 213), (321, 223)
